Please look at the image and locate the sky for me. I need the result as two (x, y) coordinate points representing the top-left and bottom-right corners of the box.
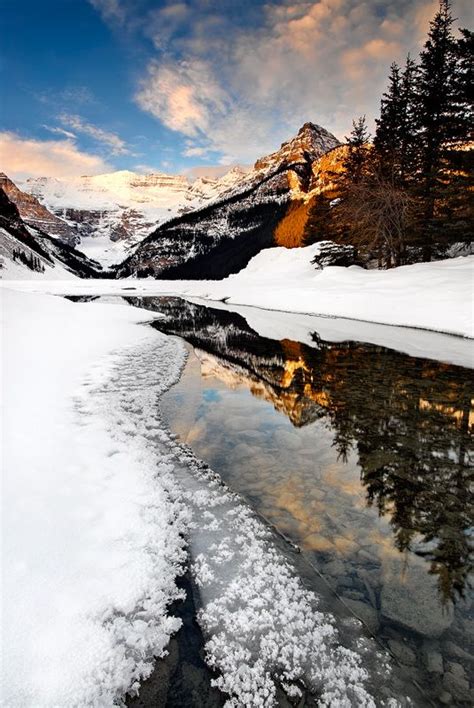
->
(1, 0), (473, 180)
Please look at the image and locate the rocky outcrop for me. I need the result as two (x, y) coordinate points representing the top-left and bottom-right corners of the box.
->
(255, 123), (340, 175)
(309, 144), (348, 195)
(0, 173), (78, 246)
(311, 241), (356, 268)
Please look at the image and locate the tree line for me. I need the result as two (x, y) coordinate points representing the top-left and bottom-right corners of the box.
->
(305, 0), (473, 268)
(12, 248), (45, 273)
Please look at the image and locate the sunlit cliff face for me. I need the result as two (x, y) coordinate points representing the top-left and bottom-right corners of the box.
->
(273, 144), (349, 248)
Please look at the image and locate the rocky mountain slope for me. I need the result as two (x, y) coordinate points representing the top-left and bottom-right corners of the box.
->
(116, 123), (341, 279)
(18, 167), (248, 266)
(0, 173), (79, 246)
(0, 185), (103, 279)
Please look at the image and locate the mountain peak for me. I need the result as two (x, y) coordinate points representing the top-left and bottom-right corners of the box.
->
(254, 121), (340, 172)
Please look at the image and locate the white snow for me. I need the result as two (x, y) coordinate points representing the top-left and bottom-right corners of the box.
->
(1, 289), (189, 706)
(0, 227), (80, 281)
(4, 246), (473, 340)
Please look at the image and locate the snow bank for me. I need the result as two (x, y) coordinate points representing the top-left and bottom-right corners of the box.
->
(217, 247), (474, 338)
(1, 289), (188, 706)
(4, 248), (473, 339)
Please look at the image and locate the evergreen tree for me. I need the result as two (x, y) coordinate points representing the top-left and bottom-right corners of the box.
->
(342, 116), (371, 183)
(398, 56), (420, 183)
(416, 0), (459, 257)
(374, 62), (403, 174)
(440, 27), (474, 248)
(374, 57), (419, 184)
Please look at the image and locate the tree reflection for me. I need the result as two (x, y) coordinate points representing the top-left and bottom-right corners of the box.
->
(306, 339), (473, 604)
(133, 297), (473, 603)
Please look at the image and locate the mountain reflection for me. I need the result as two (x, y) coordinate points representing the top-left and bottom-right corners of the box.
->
(132, 297), (473, 603)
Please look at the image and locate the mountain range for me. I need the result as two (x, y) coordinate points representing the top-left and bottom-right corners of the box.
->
(1, 122), (343, 279)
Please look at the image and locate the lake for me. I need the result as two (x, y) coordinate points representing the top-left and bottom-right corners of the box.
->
(123, 296), (474, 707)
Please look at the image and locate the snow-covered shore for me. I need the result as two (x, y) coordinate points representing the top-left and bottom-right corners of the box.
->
(3, 247), (473, 338)
(1, 289), (189, 705)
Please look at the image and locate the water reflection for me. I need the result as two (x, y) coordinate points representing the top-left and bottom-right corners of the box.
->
(134, 296), (473, 607)
(130, 296), (474, 705)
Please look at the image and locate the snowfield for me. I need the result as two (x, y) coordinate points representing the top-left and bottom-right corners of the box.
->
(4, 246), (473, 339)
(1, 290), (189, 706)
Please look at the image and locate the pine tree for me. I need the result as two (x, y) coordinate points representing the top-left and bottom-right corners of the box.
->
(374, 57), (419, 185)
(342, 116), (371, 183)
(398, 56), (420, 183)
(416, 0), (459, 257)
(374, 62), (403, 174)
(440, 27), (474, 248)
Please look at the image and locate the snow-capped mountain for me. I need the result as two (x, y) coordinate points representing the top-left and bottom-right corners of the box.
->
(0, 173), (79, 247)
(116, 122), (341, 279)
(19, 167), (248, 266)
(0, 183), (102, 279)
(7, 121), (340, 275)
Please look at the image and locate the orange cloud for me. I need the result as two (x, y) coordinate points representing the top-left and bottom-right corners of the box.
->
(0, 132), (111, 179)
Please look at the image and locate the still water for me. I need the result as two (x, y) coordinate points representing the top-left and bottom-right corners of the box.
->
(134, 296), (473, 706)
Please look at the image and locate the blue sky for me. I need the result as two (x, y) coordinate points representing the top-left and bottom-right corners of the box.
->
(1, 0), (472, 179)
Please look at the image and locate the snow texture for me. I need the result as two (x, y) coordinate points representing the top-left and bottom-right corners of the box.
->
(2, 290), (189, 706)
(137, 381), (403, 707)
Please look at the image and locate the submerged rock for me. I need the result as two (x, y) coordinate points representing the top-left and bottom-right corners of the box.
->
(422, 640), (444, 674)
(344, 598), (380, 635)
(381, 557), (454, 638)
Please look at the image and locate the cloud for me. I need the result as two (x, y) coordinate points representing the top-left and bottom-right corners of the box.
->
(134, 0), (474, 163)
(182, 145), (210, 158)
(135, 60), (229, 138)
(0, 132), (111, 179)
(88, 0), (125, 24)
(58, 114), (131, 155)
(42, 125), (77, 140)
(35, 85), (96, 108)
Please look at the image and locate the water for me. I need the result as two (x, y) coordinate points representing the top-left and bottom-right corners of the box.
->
(126, 296), (473, 707)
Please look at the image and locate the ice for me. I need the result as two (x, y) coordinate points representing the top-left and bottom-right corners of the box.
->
(147, 422), (403, 706)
